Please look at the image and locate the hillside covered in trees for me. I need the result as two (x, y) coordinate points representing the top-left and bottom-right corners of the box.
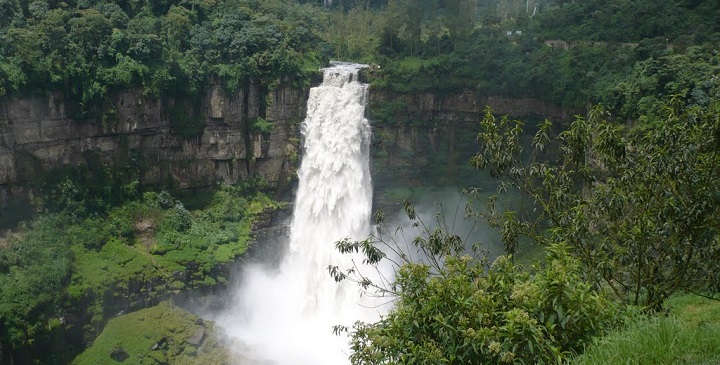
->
(1, 0), (719, 364)
(2, 0), (718, 118)
(0, 0), (328, 121)
(323, 0), (720, 116)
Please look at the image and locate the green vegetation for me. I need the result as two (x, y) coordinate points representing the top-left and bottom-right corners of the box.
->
(473, 100), (720, 310)
(2, 0), (720, 364)
(0, 0), (328, 122)
(367, 32), (718, 113)
(250, 116), (274, 135)
(571, 295), (720, 365)
(34, 149), (144, 216)
(343, 244), (620, 364)
(329, 0), (720, 116)
(339, 97), (720, 362)
(73, 302), (230, 365)
(330, 1), (720, 360)
(0, 214), (73, 358)
(0, 183), (280, 363)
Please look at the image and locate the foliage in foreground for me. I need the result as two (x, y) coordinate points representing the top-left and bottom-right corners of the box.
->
(472, 99), (720, 310)
(0, 184), (278, 363)
(337, 95), (720, 363)
(334, 216), (619, 364)
(570, 295), (720, 365)
(72, 301), (229, 365)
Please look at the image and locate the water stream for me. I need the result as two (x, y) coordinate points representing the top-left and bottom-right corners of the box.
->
(219, 63), (381, 365)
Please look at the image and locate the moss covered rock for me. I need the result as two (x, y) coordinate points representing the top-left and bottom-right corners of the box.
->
(72, 302), (230, 365)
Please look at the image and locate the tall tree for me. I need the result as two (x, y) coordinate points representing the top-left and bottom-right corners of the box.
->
(443, 0), (477, 42)
(386, 0), (438, 55)
(472, 99), (720, 310)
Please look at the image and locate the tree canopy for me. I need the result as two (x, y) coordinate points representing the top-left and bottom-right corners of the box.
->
(473, 98), (720, 310)
(0, 0), (329, 119)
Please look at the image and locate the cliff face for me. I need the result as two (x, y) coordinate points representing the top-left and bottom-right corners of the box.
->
(372, 89), (571, 122)
(0, 83), (567, 214)
(368, 90), (571, 199)
(0, 84), (306, 207)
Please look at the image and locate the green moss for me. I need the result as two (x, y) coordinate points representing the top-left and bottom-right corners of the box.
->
(72, 302), (230, 365)
(68, 238), (175, 300)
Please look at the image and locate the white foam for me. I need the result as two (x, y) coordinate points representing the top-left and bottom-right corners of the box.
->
(218, 64), (381, 365)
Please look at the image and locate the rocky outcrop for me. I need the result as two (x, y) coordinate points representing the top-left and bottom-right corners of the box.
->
(0, 84), (306, 207)
(73, 302), (231, 364)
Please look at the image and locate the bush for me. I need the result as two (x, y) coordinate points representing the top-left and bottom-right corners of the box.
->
(250, 116), (274, 135)
(347, 244), (621, 364)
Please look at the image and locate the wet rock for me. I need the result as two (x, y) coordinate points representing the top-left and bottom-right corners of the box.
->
(110, 347), (129, 362)
(151, 337), (168, 351)
(187, 326), (205, 347)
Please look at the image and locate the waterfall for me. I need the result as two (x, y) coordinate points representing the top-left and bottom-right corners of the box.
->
(220, 63), (379, 365)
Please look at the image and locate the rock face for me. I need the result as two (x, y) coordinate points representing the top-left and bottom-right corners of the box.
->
(372, 89), (571, 122)
(0, 84), (307, 206)
(0, 82), (568, 212)
(367, 90), (572, 197)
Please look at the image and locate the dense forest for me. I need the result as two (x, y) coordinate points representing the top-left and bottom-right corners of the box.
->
(0, 0), (328, 129)
(340, 0), (720, 118)
(2, 0), (719, 116)
(1, 0), (720, 363)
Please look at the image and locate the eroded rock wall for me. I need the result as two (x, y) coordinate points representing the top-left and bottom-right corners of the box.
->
(0, 84), (306, 207)
(0, 83), (569, 215)
(368, 90), (571, 195)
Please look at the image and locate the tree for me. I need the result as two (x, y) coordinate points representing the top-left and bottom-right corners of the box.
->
(385, 0), (438, 56)
(162, 5), (193, 52)
(0, 214), (73, 356)
(0, 0), (20, 28)
(332, 203), (619, 364)
(324, 6), (382, 60)
(607, 47), (720, 120)
(68, 9), (113, 57)
(472, 99), (720, 310)
(443, 0), (476, 44)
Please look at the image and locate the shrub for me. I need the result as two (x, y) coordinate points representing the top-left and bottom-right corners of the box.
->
(346, 244), (620, 365)
(250, 116), (274, 135)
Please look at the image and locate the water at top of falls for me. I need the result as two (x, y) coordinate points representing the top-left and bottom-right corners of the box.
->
(218, 63), (385, 365)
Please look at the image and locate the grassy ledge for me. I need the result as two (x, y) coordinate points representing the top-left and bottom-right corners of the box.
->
(571, 294), (720, 365)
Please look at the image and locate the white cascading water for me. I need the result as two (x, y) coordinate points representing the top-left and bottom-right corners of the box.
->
(219, 63), (380, 365)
